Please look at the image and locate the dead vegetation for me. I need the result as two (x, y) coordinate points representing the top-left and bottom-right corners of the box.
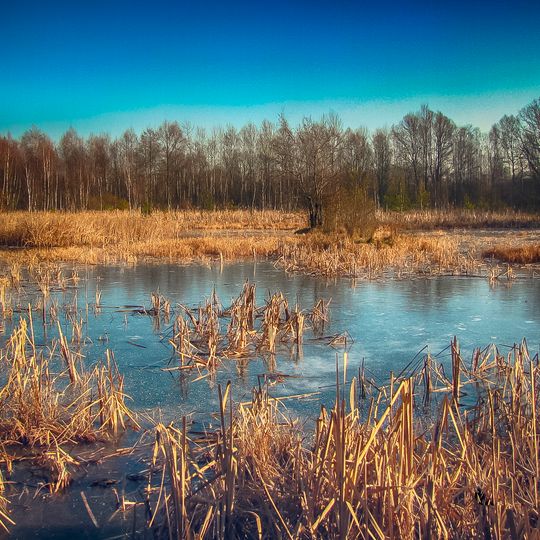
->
(0, 472), (13, 533)
(0, 227), (507, 280)
(0, 210), (305, 249)
(1, 210), (539, 279)
(166, 281), (320, 374)
(381, 209), (540, 230)
(484, 244), (540, 264)
(145, 340), (540, 539)
(0, 263), (538, 537)
(277, 230), (483, 279)
(0, 312), (139, 512)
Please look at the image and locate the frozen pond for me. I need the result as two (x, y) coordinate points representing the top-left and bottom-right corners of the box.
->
(2, 261), (540, 538)
(4, 261), (539, 419)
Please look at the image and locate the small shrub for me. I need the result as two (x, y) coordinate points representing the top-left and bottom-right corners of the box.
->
(322, 185), (378, 241)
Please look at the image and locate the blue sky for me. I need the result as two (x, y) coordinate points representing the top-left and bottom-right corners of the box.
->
(2, 0), (539, 138)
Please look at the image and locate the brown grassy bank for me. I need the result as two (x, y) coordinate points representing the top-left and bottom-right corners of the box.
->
(381, 209), (540, 230)
(0, 231), (484, 279)
(0, 209), (305, 248)
(1, 210), (539, 276)
(1, 209), (537, 250)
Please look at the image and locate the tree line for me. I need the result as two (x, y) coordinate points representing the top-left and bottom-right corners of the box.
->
(1, 98), (539, 217)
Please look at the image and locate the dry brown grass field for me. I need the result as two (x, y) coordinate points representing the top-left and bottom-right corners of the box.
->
(380, 209), (540, 230)
(483, 244), (540, 264)
(0, 209), (539, 276)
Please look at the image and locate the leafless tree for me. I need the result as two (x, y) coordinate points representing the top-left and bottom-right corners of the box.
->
(519, 99), (540, 177)
(2, 97), (540, 213)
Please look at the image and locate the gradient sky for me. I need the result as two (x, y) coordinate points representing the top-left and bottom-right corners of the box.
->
(2, 0), (539, 138)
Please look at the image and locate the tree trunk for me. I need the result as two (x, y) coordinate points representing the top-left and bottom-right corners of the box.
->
(308, 197), (323, 229)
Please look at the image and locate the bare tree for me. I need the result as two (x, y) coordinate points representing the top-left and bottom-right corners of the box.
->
(431, 112), (455, 206)
(393, 112), (422, 204)
(372, 129), (392, 207)
(21, 128), (58, 211)
(139, 128), (160, 209)
(342, 127), (373, 193)
(452, 126), (482, 205)
(272, 115), (296, 211)
(294, 113), (343, 228)
(519, 99), (540, 178)
(88, 134), (111, 209)
(496, 115), (524, 183)
(117, 129), (138, 210)
(59, 128), (89, 209)
(157, 121), (185, 209)
(0, 135), (24, 210)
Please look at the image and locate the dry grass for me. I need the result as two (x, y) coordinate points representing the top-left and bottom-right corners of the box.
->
(0, 210), (296, 266)
(278, 230), (482, 278)
(1, 210), (539, 278)
(0, 210), (305, 248)
(381, 209), (540, 230)
(166, 282), (314, 374)
(484, 244), (540, 264)
(2, 209), (536, 251)
(0, 315), (139, 502)
(0, 470), (14, 533)
(145, 339), (540, 539)
(0, 230), (524, 278)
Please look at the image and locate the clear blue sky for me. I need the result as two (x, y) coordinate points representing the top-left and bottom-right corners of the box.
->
(2, 0), (539, 138)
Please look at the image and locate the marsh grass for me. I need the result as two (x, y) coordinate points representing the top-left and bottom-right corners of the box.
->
(0, 470), (14, 533)
(278, 231), (481, 279)
(0, 210), (305, 249)
(2, 210), (538, 279)
(167, 283), (317, 375)
(381, 209), (540, 230)
(0, 313), (139, 505)
(147, 339), (540, 539)
(484, 244), (540, 264)
(1, 209), (536, 252)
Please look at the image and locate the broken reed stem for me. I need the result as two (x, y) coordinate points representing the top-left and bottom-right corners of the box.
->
(452, 335), (461, 403)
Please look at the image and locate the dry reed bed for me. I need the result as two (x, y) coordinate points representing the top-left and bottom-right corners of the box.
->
(162, 281), (329, 374)
(0, 236), (287, 266)
(1, 210), (538, 278)
(145, 340), (540, 539)
(1, 209), (536, 252)
(278, 232), (483, 279)
(2, 332), (539, 538)
(0, 231), (520, 279)
(1, 208), (537, 248)
(0, 210), (305, 248)
(483, 244), (540, 264)
(381, 209), (540, 230)
(0, 312), (139, 531)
